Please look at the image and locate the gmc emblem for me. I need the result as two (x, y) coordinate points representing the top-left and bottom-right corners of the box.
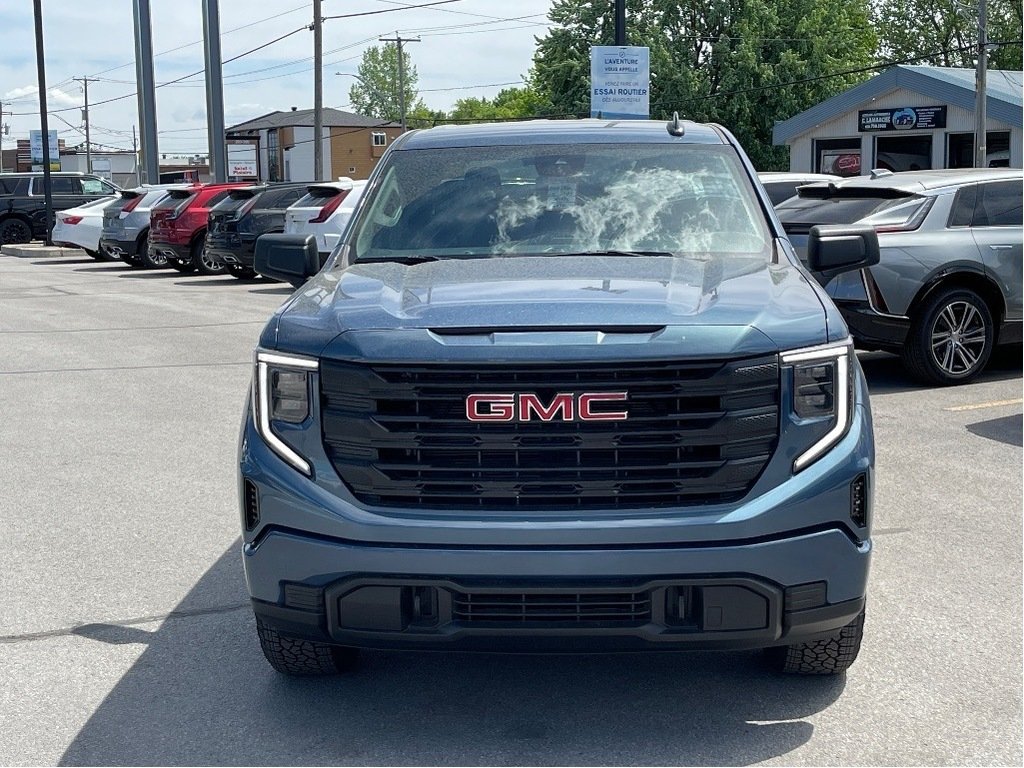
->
(465, 392), (628, 422)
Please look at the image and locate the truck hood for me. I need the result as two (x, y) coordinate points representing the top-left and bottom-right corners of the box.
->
(271, 250), (830, 358)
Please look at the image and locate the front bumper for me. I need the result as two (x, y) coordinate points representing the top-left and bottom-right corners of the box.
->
(248, 532), (868, 651)
(836, 300), (910, 352)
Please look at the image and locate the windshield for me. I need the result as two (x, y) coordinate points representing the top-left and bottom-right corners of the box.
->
(349, 143), (770, 262)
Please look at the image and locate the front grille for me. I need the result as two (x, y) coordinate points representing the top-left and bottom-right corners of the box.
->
(452, 589), (651, 625)
(320, 357), (779, 510)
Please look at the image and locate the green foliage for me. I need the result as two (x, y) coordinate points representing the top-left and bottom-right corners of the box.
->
(348, 43), (423, 122)
(447, 87), (554, 122)
(530, 0), (879, 169)
(874, 0), (1022, 71)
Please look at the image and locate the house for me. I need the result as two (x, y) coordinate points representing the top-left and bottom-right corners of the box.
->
(225, 107), (402, 182)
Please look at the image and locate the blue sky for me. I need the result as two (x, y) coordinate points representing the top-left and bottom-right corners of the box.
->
(1, 0), (553, 157)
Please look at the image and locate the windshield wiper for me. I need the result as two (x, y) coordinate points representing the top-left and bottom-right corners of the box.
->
(354, 255), (442, 265)
(553, 249), (677, 258)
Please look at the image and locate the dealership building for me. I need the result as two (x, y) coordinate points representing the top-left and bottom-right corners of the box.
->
(773, 65), (1022, 176)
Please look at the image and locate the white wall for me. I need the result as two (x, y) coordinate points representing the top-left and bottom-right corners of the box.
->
(286, 127), (315, 181)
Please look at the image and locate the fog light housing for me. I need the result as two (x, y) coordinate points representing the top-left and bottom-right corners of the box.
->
(851, 473), (869, 528)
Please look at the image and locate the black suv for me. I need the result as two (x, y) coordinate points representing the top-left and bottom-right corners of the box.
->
(0, 172), (120, 244)
(205, 182), (309, 279)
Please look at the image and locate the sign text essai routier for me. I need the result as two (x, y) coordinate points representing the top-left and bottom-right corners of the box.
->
(466, 392), (629, 422)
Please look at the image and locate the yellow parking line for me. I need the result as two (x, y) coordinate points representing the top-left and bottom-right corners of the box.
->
(945, 398), (1023, 412)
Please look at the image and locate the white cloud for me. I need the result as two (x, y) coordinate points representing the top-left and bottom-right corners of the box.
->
(1, 0), (554, 150)
(3, 84), (81, 108)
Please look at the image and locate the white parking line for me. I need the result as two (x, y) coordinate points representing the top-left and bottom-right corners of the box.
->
(945, 398), (1023, 412)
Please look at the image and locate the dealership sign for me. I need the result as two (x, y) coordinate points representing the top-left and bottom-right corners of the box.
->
(229, 161), (258, 177)
(29, 129), (60, 171)
(590, 45), (650, 119)
(858, 106), (947, 132)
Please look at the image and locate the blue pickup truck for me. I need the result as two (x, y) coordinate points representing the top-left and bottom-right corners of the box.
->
(240, 118), (878, 676)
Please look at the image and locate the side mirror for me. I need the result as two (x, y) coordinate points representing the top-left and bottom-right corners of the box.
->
(807, 224), (880, 284)
(254, 233), (319, 287)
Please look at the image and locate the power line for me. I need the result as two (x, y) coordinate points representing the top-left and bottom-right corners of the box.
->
(323, 0), (462, 22)
(375, 0), (549, 27)
(6, 26), (309, 116)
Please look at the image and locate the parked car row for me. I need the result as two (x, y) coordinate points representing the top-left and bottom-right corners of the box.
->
(1, 171), (120, 246)
(764, 169), (1023, 385)
(36, 176), (368, 280)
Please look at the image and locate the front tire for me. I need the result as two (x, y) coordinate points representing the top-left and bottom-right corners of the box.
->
(766, 609), (865, 675)
(256, 617), (359, 676)
(901, 287), (994, 385)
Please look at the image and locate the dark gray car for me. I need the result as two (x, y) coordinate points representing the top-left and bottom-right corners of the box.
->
(776, 169), (1023, 385)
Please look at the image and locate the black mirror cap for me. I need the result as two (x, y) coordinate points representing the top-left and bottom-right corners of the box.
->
(254, 233), (320, 287)
(807, 224), (881, 279)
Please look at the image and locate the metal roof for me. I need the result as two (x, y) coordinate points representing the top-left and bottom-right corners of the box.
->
(399, 119), (725, 149)
(226, 108), (399, 133)
(773, 65), (1023, 144)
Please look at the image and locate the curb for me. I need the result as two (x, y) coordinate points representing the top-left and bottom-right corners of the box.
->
(1, 244), (85, 258)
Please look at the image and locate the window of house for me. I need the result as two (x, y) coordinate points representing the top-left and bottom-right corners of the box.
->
(372, 132), (387, 147)
(947, 131), (1012, 168)
(267, 129), (280, 182)
(814, 138), (861, 177)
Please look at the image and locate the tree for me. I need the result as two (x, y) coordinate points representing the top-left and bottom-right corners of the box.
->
(446, 86), (553, 122)
(874, 0), (1022, 71)
(530, 0), (878, 169)
(348, 43), (424, 122)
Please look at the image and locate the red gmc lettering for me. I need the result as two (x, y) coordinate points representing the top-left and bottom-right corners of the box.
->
(518, 393), (574, 421)
(578, 392), (629, 421)
(465, 393), (515, 421)
(466, 392), (629, 422)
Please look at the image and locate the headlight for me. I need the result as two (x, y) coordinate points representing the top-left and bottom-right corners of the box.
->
(781, 341), (854, 472)
(253, 350), (318, 475)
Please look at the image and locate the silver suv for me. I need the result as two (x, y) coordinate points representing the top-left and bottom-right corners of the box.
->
(777, 169), (1022, 385)
(99, 185), (183, 269)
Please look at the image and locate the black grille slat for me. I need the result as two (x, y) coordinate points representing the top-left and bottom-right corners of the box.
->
(320, 357), (779, 510)
(453, 590), (652, 624)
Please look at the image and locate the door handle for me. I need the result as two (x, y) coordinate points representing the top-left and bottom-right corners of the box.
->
(988, 244), (1013, 250)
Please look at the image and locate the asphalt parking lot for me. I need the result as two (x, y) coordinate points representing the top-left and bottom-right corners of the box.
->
(1, 251), (1021, 766)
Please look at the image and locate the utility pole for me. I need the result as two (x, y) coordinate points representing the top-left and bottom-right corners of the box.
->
(33, 0), (54, 245)
(0, 100), (9, 173)
(313, 0), (323, 181)
(614, 0), (626, 45)
(974, 0), (988, 168)
(132, 125), (140, 185)
(133, 0), (160, 184)
(379, 33), (419, 132)
(202, 0), (226, 182)
(73, 76), (91, 173)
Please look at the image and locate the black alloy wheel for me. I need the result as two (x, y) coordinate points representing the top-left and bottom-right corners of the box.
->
(0, 218), (32, 244)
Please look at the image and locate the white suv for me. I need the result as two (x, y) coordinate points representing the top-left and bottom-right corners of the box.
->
(284, 179), (368, 263)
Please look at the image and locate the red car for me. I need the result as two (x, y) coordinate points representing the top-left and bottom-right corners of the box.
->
(148, 182), (247, 274)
